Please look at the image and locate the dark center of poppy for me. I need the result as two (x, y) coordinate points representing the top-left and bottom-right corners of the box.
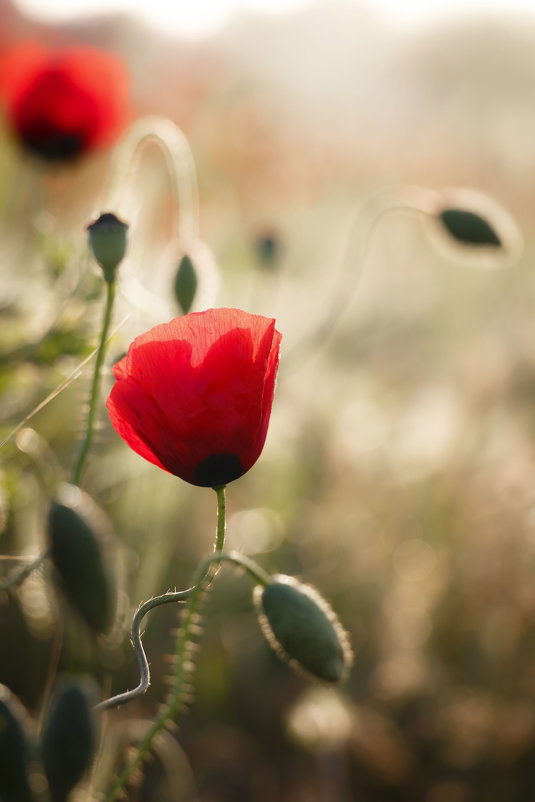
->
(194, 453), (244, 487)
(22, 126), (85, 162)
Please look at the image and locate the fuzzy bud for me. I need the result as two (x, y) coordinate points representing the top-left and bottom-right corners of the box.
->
(438, 208), (502, 248)
(254, 575), (352, 683)
(173, 253), (198, 314)
(87, 212), (128, 283)
(41, 677), (99, 802)
(48, 484), (116, 634)
(254, 230), (280, 268)
(0, 685), (34, 802)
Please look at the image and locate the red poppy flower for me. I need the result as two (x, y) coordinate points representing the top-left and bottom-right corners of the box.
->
(106, 308), (282, 488)
(0, 42), (129, 162)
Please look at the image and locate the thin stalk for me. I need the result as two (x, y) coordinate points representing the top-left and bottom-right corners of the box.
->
(107, 116), (199, 250)
(0, 550), (48, 594)
(0, 314), (129, 453)
(103, 486), (228, 802)
(283, 185), (439, 369)
(96, 550), (271, 715)
(95, 588), (191, 712)
(71, 280), (116, 486)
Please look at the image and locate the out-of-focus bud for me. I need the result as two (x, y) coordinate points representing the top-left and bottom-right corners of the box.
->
(41, 677), (99, 802)
(48, 484), (116, 634)
(430, 188), (523, 269)
(438, 208), (501, 247)
(87, 212), (128, 283)
(0, 685), (34, 802)
(254, 575), (352, 683)
(173, 253), (198, 314)
(254, 230), (281, 269)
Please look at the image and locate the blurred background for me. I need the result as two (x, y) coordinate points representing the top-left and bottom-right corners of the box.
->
(2, 0), (535, 800)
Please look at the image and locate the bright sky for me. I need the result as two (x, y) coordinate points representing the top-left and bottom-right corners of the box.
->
(13, 0), (535, 37)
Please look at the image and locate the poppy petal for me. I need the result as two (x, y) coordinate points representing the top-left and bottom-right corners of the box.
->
(106, 308), (281, 487)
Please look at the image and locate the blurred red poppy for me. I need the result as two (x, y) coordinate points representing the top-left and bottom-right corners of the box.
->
(106, 308), (282, 488)
(0, 42), (129, 162)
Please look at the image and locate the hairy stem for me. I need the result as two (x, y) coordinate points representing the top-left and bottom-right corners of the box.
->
(102, 486), (227, 801)
(71, 280), (116, 486)
(96, 588), (191, 713)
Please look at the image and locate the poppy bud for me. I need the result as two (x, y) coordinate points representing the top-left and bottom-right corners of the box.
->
(173, 253), (198, 314)
(87, 212), (128, 283)
(48, 484), (116, 634)
(254, 230), (280, 269)
(429, 188), (522, 269)
(41, 677), (99, 802)
(0, 685), (34, 802)
(438, 208), (501, 248)
(254, 575), (352, 683)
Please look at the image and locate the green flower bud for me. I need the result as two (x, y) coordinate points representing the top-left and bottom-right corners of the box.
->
(254, 230), (280, 269)
(0, 685), (34, 802)
(429, 188), (523, 270)
(254, 575), (352, 683)
(41, 677), (99, 802)
(438, 208), (501, 247)
(87, 212), (128, 283)
(48, 484), (116, 634)
(253, 231), (281, 269)
(173, 253), (198, 314)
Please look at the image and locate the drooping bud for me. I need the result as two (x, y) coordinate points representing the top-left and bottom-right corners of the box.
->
(48, 484), (116, 634)
(438, 208), (501, 247)
(254, 230), (280, 269)
(87, 212), (128, 283)
(41, 677), (99, 802)
(254, 575), (352, 683)
(173, 253), (198, 314)
(0, 685), (34, 802)
(430, 188), (523, 269)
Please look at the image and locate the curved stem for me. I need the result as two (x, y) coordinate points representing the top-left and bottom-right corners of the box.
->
(97, 549), (271, 718)
(71, 280), (116, 486)
(283, 184), (439, 369)
(96, 588), (191, 712)
(107, 116), (199, 250)
(211, 549), (273, 587)
(0, 550), (48, 594)
(103, 486), (228, 801)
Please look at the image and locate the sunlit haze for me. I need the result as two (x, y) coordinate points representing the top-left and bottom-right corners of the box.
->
(13, 0), (535, 38)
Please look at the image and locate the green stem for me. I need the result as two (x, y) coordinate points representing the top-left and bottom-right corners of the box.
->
(103, 485), (227, 802)
(282, 185), (439, 369)
(106, 116), (199, 249)
(71, 280), (116, 486)
(97, 549), (270, 716)
(213, 485), (226, 557)
(0, 550), (49, 594)
(96, 588), (191, 713)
